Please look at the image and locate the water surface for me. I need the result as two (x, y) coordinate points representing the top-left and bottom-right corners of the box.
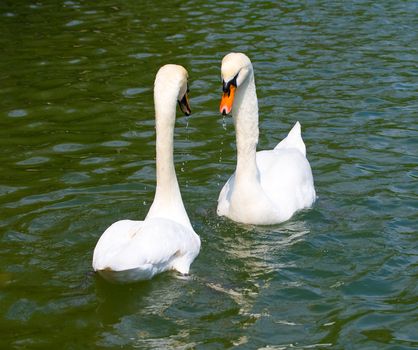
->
(1, 1), (417, 349)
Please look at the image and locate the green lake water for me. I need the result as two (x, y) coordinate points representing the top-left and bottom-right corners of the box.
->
(1, 1), (417, 349)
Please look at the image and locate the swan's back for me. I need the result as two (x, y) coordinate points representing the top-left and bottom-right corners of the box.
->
(93, 218), (200, 283)
(257, 148), (315, 221)
(255, 122), (315, 220)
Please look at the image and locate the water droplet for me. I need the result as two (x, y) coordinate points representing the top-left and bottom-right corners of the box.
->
(222, 116), (227, 130)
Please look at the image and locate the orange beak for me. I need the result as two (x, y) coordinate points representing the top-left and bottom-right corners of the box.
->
(220, 85), (236, 115)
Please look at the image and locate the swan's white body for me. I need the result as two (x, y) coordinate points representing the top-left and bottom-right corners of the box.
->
(218, 53), (316, 225)
(93, 65), (200, 283)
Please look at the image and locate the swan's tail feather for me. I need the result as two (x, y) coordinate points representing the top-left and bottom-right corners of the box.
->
(274, 121), (306, 156)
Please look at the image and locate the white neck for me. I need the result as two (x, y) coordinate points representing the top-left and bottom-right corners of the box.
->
(227, 69), (281, 224)
(232, 73), (260, 186)
(145, 86), (192, 229)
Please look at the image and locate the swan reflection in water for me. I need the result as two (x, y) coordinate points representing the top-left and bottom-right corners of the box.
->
(94, 272), (194, 347)
(206, 217), (311, 320)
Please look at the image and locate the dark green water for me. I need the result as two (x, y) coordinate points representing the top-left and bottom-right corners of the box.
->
(1, 1), (417, 349)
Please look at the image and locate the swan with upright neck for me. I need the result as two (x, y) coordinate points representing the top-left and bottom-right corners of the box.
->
(218, 53), (316, 225)
(92, 64), (200, 283)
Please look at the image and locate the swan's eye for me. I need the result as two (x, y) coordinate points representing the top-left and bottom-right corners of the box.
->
(222, 73), (239, 94)
(231, 73), (238, 86)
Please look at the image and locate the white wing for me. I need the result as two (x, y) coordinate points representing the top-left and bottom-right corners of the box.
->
(92, 218), (200, 282)
(274, 121), (306, 156)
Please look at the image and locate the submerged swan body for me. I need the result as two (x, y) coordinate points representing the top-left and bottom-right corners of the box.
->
(93, 65), (200, 283)
(218, 53), (316, 225)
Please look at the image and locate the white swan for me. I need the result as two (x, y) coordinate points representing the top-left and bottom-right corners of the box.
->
(92, 64), (201, 283)
(217, 53), (316, 225)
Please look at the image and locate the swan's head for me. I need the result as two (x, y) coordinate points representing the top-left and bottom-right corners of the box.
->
(220, 53), (253, 115)
(155, 64), (191, 116)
